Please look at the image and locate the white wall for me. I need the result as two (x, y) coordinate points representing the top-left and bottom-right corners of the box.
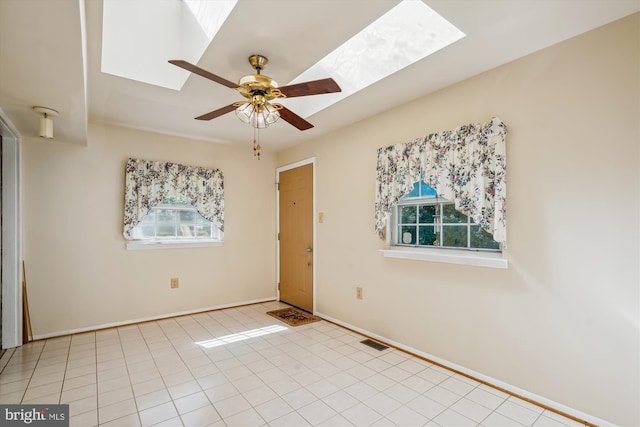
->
(277, 14), (639, 426)
(22, 124), (277, 336)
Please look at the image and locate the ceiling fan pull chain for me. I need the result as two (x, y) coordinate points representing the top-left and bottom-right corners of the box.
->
(253, 127), (261, 160)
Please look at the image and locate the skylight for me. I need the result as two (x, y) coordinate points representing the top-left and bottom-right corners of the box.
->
(280, 0), (465, 118)
(101, 0), (237, 90)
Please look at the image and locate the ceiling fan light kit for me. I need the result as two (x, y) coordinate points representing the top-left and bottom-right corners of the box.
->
(169, 54), (341, 158)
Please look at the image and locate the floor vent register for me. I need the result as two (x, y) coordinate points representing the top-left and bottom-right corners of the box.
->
(360, 339), (389, 351)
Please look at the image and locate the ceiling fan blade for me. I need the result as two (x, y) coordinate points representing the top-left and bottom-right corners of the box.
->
(279, 78), (341, 98)
(195, 104), (237, 121)
(169, 60), (239, 89)
(278, 106), (314, 130)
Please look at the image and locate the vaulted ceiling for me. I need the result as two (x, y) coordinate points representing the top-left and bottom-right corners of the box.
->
(1, 0), (638, 151)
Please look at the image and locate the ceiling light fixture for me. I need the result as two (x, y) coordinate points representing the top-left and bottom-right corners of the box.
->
(234, 96), (281, 129)
(169, 54), (341, 159)
(32, 106), (59, 139)
(234, 98), (282, 159)
(233, 55), (285, 159)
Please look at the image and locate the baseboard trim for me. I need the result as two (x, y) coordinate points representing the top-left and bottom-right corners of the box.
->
(31, 297), (277, 340)
(315, 311), (613, 427)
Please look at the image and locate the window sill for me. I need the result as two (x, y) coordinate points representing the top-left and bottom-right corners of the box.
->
(126, 240), (223, 250)
(381, 246), (508, 269)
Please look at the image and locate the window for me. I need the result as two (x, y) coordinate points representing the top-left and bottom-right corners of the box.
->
(392, 181), (499, 251)
(129, 195), (222, 246)
(123, 158), (224, 249)
(374, 117), (507, 247)
(376, 118), (506, 267)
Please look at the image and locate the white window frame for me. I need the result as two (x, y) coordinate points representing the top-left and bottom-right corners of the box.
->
(126, 202), (223, 250)
(383, 192), (507, 269)
(393, 199), (500, 251)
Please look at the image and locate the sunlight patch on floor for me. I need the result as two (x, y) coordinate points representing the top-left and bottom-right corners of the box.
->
(195, 324), (288, 349)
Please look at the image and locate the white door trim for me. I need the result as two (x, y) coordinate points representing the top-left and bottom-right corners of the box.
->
(275, 158), (316, 313)
(0, 110), (23, 349)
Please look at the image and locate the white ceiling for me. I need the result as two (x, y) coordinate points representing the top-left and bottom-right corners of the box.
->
(1, 0), (638, 151)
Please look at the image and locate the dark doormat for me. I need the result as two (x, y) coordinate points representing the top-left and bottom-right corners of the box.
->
(266, 307), (321, 326)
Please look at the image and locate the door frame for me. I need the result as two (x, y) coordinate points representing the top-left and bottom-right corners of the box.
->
(276, 157), (316, 313)
(0, 110), (22, 349)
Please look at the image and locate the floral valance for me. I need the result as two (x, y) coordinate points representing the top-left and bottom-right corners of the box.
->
(375, 117), (507, 245)
(123, 158), (224, 239)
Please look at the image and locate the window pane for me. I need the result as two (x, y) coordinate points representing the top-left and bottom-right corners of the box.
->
(418, 205), (436, 223)
(196, 223), (212, 236)
(163, 194), (189, 205)
(139, 224), (155, 238)
(157, 209), (177, 223)
(441, 225), (468, 248)
(418, 226), (437, 246)
(179, 210), (196, 222)
(400, 226), (416, 244)
(179, 224), (195, 237)
(393, 190), (498, 252)
(159, 225), (179, 237)
(130, 198), (220, 242)
(141, 210), (156, 223)
(400, 206), (417, 224)
(132, 224), (155, 239)
(471, 226), (500, 249)
(442, 204), (467, 223)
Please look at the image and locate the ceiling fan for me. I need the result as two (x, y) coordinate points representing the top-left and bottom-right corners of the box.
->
(169, 54), (341, 131)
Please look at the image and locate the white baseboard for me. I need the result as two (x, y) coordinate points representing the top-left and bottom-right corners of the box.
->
(315, 311), (615, 427)
(31, 297), (277, 340)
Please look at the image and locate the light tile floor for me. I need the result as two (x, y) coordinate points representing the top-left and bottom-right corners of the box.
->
(0, 301), (586, 427)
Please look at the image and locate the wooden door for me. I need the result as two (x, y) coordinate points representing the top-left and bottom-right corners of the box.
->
(279, 164), (313, 312)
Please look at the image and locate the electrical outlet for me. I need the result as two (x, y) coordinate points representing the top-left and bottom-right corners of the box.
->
(356, 287), (363, 300)
(170, 278), (179, 289)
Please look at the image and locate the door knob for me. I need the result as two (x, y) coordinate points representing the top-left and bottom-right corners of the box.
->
(306, 247), (313, 253)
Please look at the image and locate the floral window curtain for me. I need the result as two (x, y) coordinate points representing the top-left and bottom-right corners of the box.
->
(375, 117), (507, 244)
(123, 158), (224, 239)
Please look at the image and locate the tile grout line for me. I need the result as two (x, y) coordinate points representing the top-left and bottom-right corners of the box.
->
(0, 348), (16, 374)
(318, 314), (594, 427)
(142, 318), (193, 426)
(6, 303), (590, 427)
(189, 302), (297, 424)
(58, 336), (71, 406)
(18, 340), (45, 404)
(169, 312), (232, 424)
(113, 326), (143, 427)
(286, 316), (491, 426)
(133, 322), (166, 426)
